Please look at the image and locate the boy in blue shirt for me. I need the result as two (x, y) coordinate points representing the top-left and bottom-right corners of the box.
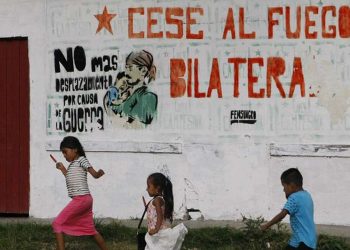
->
(261, 168), (317, 249)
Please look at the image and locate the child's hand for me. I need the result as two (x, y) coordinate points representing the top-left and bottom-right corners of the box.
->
(260, 223), (269, 231)
(148, 229), (157, 235)
(97, 169), (105, 177)
(55, 162), (67, 176)
(56, 162), (64, 170)
(87, 168), (105, 178)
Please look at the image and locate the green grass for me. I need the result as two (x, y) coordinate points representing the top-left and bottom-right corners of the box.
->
(0, 217), (349, 250)
(0, 222), (136, 250)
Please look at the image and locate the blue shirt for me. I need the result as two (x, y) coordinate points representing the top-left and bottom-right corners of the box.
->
(283, 190), (317, 249)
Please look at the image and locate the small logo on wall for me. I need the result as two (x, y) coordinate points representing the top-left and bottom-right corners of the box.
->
(230, 110), (257, 124)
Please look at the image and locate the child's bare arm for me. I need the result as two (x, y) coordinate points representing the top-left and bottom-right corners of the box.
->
(56, 162), (67, 176)
(148, 197), (165, 235)
(87, 167), (105, 179)
(261, 209), (288, 230)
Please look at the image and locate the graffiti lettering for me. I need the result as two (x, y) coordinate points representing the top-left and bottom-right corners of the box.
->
(222, 8), (256, 39)
(161, 114), (201, 130)
(170, 57), (306, 98)
(91, 55), (118, 72)
(230, 110), (257, 124)
(57, 107), (104, 132)
(170, 58), (222, 98)
(128, 7), (204, 39)
(55, 75), (112, 92)
(63, 94), (98, 106)
(268, 5), (350, 39)
(77, 94), (98, 105)
(230, 57), (306, 98)
(54, 46), (86, 73)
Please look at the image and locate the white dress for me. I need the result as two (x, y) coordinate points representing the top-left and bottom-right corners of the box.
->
(145, 197), (188, 250)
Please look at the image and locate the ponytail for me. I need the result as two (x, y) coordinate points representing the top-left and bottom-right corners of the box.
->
(163, 177), (174, 222)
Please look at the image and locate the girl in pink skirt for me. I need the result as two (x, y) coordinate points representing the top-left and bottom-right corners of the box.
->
(52, 136), (107, 250)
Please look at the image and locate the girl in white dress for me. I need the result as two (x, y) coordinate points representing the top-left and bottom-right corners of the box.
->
(145, 173), (188, 250)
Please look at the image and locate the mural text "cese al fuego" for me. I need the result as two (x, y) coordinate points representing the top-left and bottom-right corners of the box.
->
(128, 6), (350, 99)
(128, 6), (350, 39)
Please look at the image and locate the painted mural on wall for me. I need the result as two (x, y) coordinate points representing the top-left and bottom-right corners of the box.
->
(49, 45), (108, 133)
(47, 5), (159, 133)
(46, 1), (350, 135)
(103, 50), (158, 128)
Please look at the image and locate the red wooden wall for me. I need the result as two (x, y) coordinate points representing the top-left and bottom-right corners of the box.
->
(0, 38), (29, 215)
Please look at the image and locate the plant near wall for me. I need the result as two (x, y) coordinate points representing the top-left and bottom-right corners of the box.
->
(239, 216), (350, 250)
(240, 215), (289, 250)
(317, 234), (350, 250)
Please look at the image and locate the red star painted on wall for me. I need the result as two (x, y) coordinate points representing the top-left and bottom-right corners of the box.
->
(94, 6), (116, 34)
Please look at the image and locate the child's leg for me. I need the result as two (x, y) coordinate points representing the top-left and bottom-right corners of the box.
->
(93, 232), (108, 250)
(285, 243), (314, 250)
(55, 233), (65, 250)
(297, 242), (314, 250)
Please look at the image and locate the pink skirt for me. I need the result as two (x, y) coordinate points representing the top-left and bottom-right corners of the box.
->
(52, 194), (98, 236)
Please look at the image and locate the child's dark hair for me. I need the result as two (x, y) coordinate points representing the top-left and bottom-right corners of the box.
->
(148, 172), (174, 222)
(60, 136), (86, 157)
(281, 168), (303, 187)
(116, 71), (126, 80)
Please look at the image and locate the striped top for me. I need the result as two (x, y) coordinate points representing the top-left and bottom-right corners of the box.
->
(65, 156), (91, 198)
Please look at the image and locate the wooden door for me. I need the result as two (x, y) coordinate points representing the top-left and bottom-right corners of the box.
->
(0, 38), (29, 215)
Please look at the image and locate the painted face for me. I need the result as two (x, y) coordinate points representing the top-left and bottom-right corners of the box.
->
(116, 76), (129, 92)
(125, 63), (146, 86)
(146, 178), (160, 197)
(61, 147), (78, 162)
(282, 182), (294, 198)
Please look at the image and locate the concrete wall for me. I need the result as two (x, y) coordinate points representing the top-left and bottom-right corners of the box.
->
(1, 0), (350, 226)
